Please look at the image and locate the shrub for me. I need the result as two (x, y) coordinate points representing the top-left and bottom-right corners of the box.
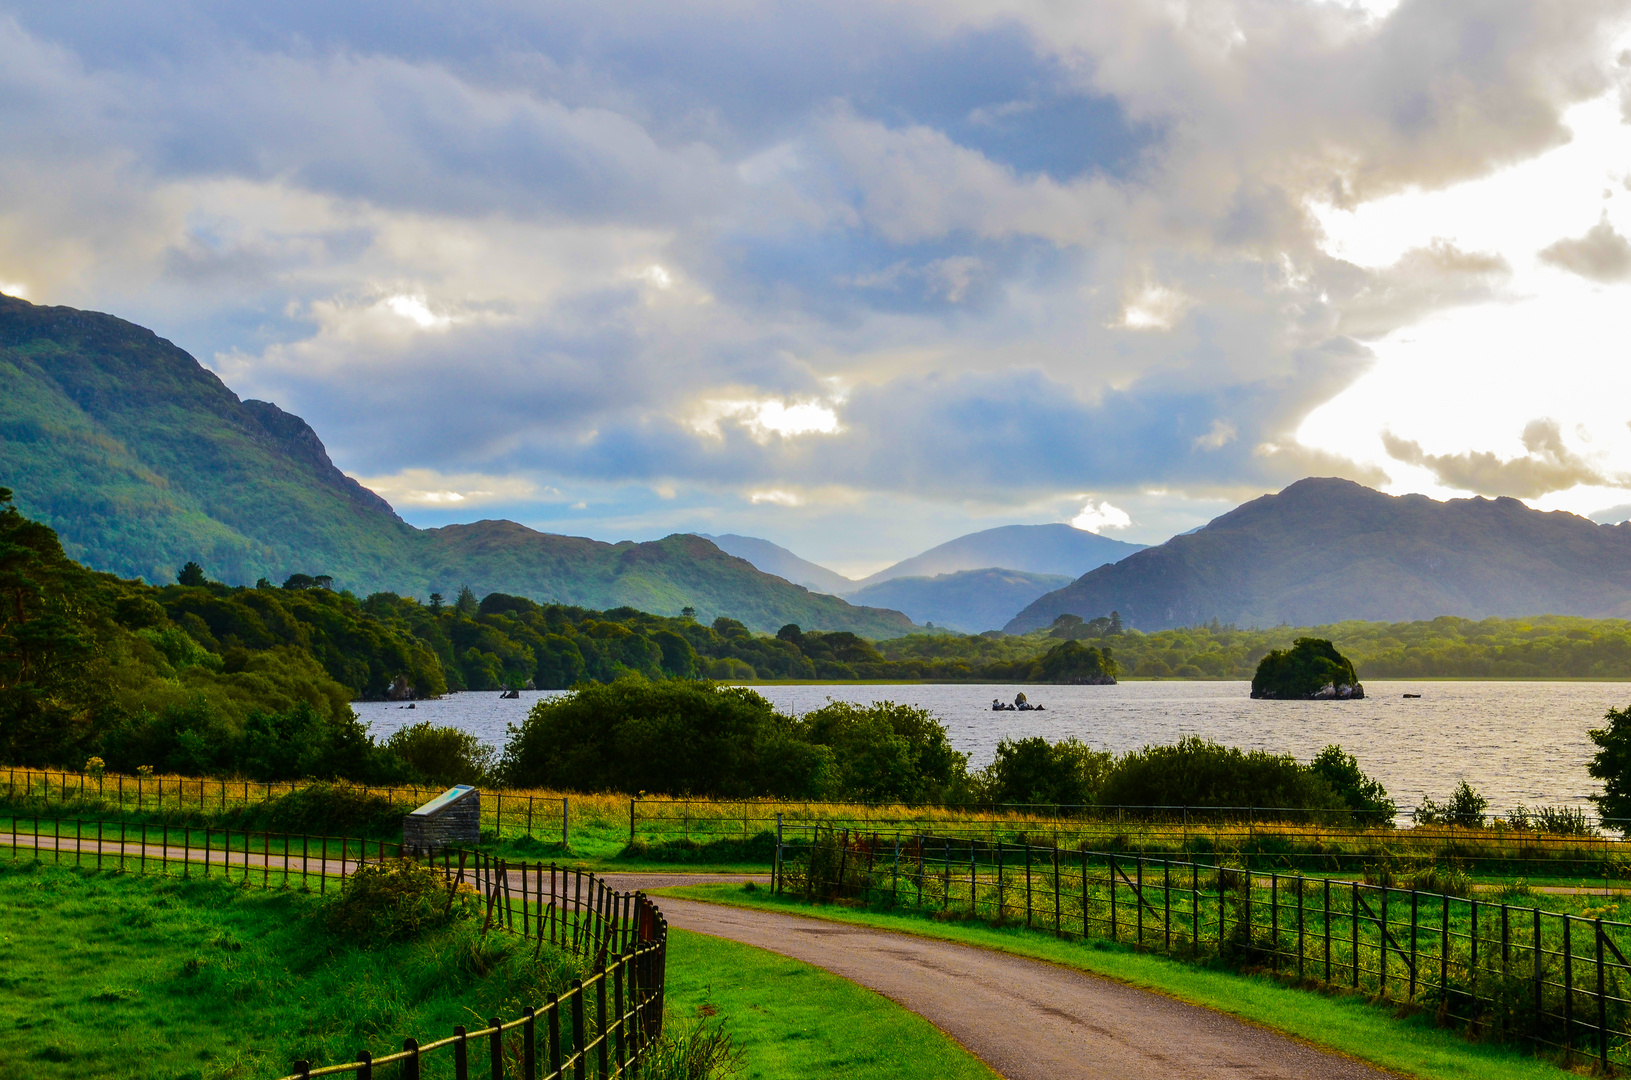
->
(499, 678), (832, 798)
(1415, 781), (1488, 827)
(1589, 703), (1631, 828)
(1307, 745), (1396, 825)
(262, 782), (413, 836)
(978, 737), (1110, 806)
(325, 858), (470, 943)
(386, 722), (496, 787)
(799, 701), (969, 803)
(1098, 736), (1345, 815)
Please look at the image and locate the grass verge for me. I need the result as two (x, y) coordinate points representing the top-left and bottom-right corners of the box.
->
(661, 884), (1577, 1080)
(0, 860), (581, 1080)
(662, 927), (996, 1080)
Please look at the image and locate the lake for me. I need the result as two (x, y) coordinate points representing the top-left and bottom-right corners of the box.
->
(353, 680), (1631, 814)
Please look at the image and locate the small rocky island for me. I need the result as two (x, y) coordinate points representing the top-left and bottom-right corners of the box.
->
(1250, 637), (1364, 699)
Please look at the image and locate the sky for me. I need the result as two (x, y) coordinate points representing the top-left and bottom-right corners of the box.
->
(3, 1), (1631, 578)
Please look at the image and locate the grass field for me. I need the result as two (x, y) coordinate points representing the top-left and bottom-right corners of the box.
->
(0, 858), (999, 1080)
(664, 883), (1579, 1080)
(5, 764), (1629, 882)
(0, 860), (591, 1079)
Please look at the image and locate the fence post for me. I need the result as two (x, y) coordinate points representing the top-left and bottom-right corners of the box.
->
(1534, 907), (1543, 1050)
(1409, 889), (1419, 1001)
(454, 1025), (468, 1080)
(1441, 894), (1450, 997)
(1024, 841), (1032, 929)
(630, 798), (636, 845)
(402, 1038), (420, 1080)
(548, 995), (563, 1078)
(836, 830), (849, 899)
(490, 1015), (505, 1080)
(1317, 880), (1330, 991)
(1351, 881), (1359, 989)
(1597, 918), (1608, 1072)
(1270, 873), (1278, 970)
(775, 813), (784, 896)
(356, 1051), (373, 1080)
(1166, 859), (1173, 952)
(1564, 916), (1574, 1065)
(1109, 854), (1117, 941)
(524, 1006), (536, 1080)
(571, 982), (587, 1080)
(563, 797), (569, 850)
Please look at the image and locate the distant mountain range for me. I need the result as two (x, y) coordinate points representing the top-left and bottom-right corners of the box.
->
(698, 534), (855, 595)
(855, 523), (1146, 587)
(1007, 477), (1631, 632)
(0, 293), (913, 637)
(702, 522), (1144, 631)
(848, 568), (1074, 633)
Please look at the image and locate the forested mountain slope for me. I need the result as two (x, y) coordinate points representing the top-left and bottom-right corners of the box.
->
(1007, 478), (1631, 632)
(0, 293), (912, 635)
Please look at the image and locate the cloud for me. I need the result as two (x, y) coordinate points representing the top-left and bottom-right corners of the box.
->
(1333, 240), (1511, 339)
(351, 468), (547, 508)
(1071, 500), (1132, 532)
(1382, 418), (1630, 498)
(1, 0), (1629, 557)
(1538, 215), (1631, 282)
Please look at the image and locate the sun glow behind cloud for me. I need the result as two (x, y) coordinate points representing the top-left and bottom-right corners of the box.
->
(690, 397), (843, 443)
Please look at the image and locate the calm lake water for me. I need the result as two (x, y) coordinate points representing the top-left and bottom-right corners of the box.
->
(353, 680), (1631, 813)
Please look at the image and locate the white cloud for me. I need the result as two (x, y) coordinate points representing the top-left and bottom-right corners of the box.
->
(1071, 500), (1133, 533)
(690, 398), (843, 443)
(749, 488), (804, 506)
(349, 469), (544, 508)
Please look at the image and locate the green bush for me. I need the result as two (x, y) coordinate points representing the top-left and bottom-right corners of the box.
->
(385, 722), (496, 787)
(263, 782), (414, 836)
(324, 858), (472, 943)
(799, 701), (970, 803)
(1307, 745), (1396, 824)
(499, 677), (833, 798)
(1098, 736), (1346, 815)
(1414, 780), (1488, 827)
(978, 737), (1110, 806)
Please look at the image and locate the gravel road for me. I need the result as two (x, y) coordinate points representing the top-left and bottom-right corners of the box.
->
(643, 892), (1402, 1080)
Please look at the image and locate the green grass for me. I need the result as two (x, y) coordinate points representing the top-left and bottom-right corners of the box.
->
(0, 860), (584, 1079)
(662, 884), (1578, 1080)
(662, 928), (996, 1080)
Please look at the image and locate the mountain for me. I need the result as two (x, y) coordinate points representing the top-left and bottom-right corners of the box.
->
(857, 523), (1145, 587)
(1006, 477), (1631, 633)
(0, 291), (419, 588)
(696, 533), (855, 595)
(847, 568), (1074, 632)
(423, 525), (911, 636)
(0, 293), (914, 636)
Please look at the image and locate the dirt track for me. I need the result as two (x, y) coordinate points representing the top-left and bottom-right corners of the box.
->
(610, 881), (1398, 1080)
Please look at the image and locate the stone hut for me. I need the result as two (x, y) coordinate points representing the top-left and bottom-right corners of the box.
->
(402, 784), (480, 855)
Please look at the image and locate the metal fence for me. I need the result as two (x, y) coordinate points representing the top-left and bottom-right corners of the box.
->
(778, 826), (1631, 1072)
(0, 818), (670, 1079)
(281, 853), (669, 1080)
(630, 798), (1629, 879)
(2, 766), (571, 845)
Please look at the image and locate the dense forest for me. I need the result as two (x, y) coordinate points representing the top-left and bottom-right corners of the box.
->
(883, 612), (1631, 681)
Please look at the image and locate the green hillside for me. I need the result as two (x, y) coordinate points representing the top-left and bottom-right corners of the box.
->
(0, 293), (912, 636)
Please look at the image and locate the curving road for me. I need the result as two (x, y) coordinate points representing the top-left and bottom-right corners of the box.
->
(602, 875), (1400, 1080)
